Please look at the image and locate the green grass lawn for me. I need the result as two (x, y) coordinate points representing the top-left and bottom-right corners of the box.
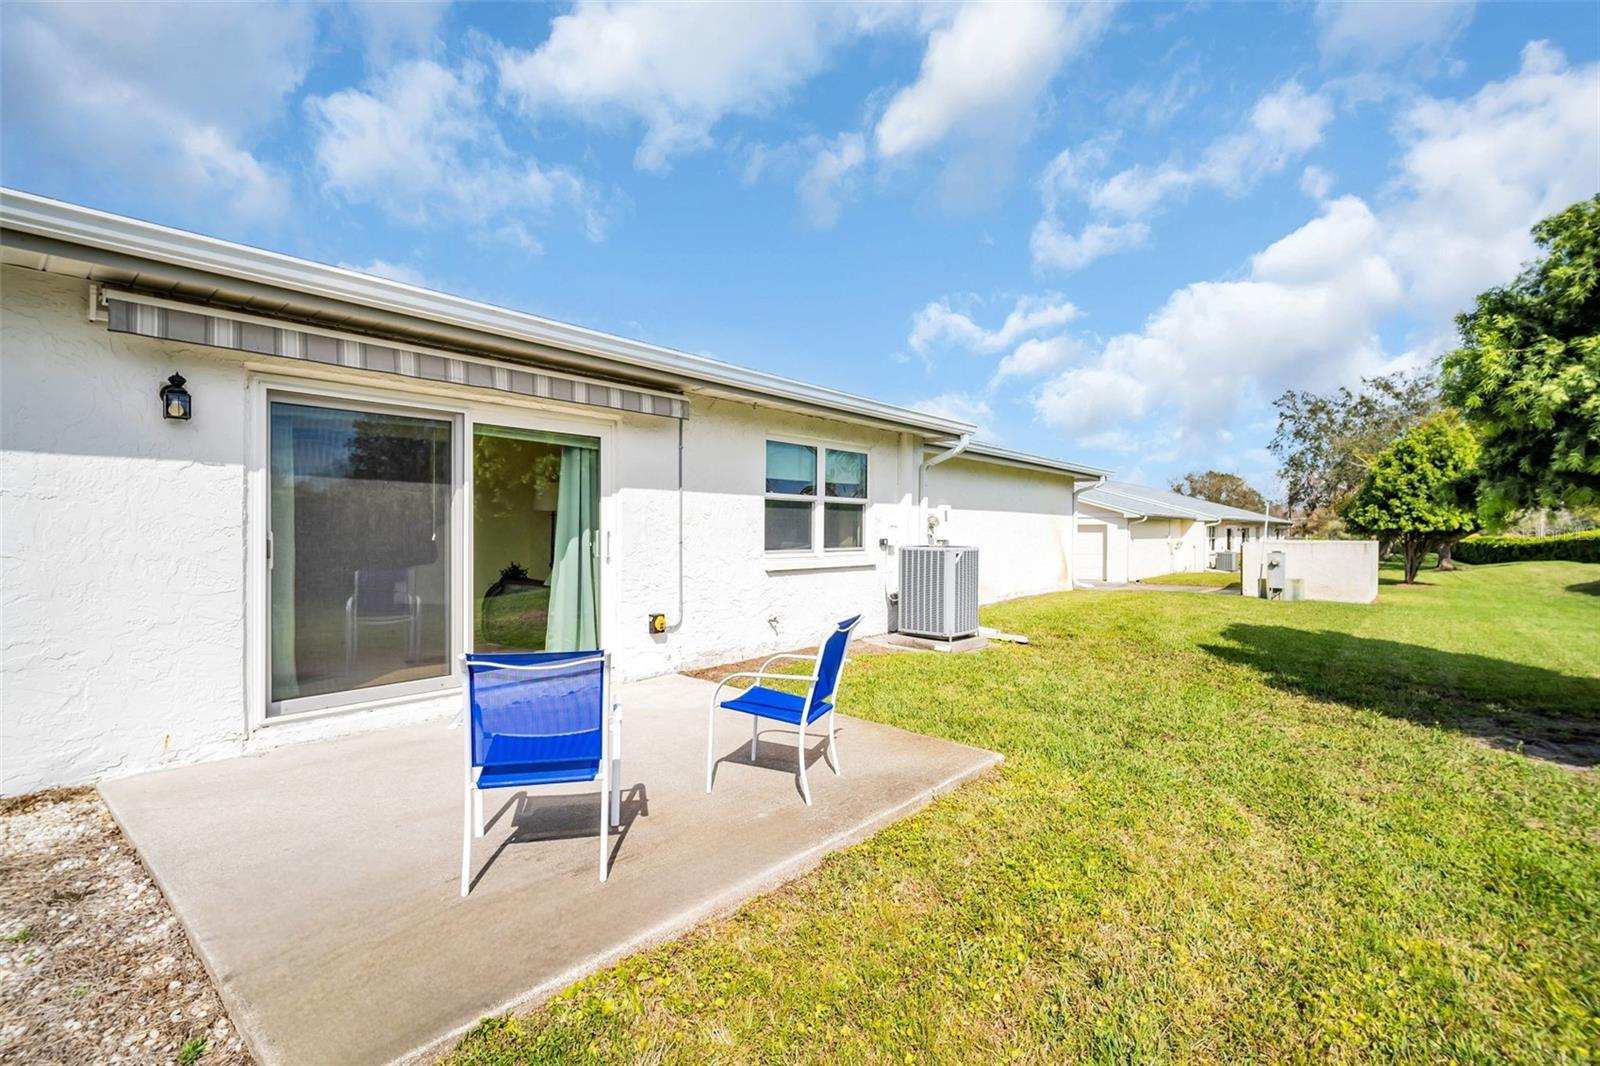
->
(1138, 569), (1243, 588)
(449, 561), (1600, 1065)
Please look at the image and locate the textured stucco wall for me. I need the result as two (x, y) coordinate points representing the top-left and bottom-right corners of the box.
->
(1242, 540), (1378, 603)
(924, 457), (1077, 602)
(2, 267), (254, 793)
(2, 268), (929, 791)
(608, 397), (909, 678)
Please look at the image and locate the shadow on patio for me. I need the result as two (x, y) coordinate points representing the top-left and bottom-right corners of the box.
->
(100, 673), (999, 1066)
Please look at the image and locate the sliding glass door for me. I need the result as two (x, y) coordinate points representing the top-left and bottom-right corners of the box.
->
(268, 400), (454, 714)
(472, 424), (600, 654)
(264, 394), (604, 719)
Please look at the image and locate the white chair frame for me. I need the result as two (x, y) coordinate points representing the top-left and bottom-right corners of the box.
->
(459, 652), (621, 897)
(705, 618), (859, 806)
(345, 567), (422, 674)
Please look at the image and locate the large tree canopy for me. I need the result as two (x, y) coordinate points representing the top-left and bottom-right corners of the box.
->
(1170, 470), (1268, 513)
(1443, 195), (1600, 524)
(1340, 412), (1481, 584)
(1270, 370), (1441, 534)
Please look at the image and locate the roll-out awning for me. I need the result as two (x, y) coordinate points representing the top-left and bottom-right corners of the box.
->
(103, 290), (690, 420)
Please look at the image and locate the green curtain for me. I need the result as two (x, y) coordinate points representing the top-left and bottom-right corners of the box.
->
(268, 411), (298, 700)
(545, 445), (600, 650)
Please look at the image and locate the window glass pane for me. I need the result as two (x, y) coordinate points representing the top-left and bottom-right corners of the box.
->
(765, 500), (813, 551)
(825, 449), (867, 499)
(269, 402), (452, 710)
(824, 503), (864, 550)
(766, 441), (816, 495)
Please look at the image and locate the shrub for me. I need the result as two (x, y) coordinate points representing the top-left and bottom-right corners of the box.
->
(1453, 529), (1600, 564)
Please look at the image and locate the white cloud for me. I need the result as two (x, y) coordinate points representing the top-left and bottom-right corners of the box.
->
(1033, 196), (1403, 442)
(308, 59), (599, 247)
(797, 132), (867, 228)
(1299, 164), (1335, 201)
(1315, 0), (1475, 64)
(909, 293), (1079, 354)
(0, 1), (314, 221)
(910, 392), (994, 437)
(874, 1), (1113, 160)
(993, 335), (1083, 383)
(1088, 81), (1334, 217)
(1032, 80), (1333, 269)
(348, 1), (451, 64)
(1383, 40), (1600, 316)
(1031, 219), (1150, 270)
(1030, 43), (1599, 451)
(497, 1), (872, 171)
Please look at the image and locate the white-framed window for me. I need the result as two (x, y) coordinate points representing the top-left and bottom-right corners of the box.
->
(764, 439), (868, 553)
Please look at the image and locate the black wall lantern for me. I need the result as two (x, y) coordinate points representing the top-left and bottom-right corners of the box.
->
(159, 373), (192, 421)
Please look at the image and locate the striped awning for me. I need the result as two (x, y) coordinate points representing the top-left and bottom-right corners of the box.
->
(104, 293), (689, 419)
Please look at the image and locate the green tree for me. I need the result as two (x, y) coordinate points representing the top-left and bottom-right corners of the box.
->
(1170, 470), (1268, 513)
(1270, 370), (1441, 535)
(1443, 195), (1600, 524)
(1340, 412), (1481, 584)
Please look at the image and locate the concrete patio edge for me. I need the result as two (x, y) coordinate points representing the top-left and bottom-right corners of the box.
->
(393, 722), (1000, 1065)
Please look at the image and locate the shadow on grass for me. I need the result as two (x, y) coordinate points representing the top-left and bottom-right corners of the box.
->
(1567, 580), (1600, 596)
(1201, 624), (1600, 768)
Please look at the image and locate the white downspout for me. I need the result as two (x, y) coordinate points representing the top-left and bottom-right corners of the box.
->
(918, 433), (971, 544)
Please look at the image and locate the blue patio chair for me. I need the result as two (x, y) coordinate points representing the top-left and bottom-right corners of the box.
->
(705, 615), (861, 805)
(459, 651), (620, 895)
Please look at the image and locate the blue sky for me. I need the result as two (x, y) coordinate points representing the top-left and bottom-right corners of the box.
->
(4, 1), (1596, 494)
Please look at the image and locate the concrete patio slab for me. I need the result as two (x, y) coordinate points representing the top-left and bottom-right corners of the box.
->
(100, 673), (999, 1066)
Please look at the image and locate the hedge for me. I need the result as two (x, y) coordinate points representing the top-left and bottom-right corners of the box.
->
(1453, 529), (1600, 564)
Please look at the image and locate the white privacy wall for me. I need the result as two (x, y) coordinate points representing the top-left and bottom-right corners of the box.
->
(1241, 540), (1379, 603)
(924, 457), (1077, 602)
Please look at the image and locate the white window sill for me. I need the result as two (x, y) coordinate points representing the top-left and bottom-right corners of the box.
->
(765, 552), (876, 573)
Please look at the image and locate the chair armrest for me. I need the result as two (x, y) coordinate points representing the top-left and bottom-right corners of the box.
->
(711, 670), (819, 705)
(758, 652), (819, 673)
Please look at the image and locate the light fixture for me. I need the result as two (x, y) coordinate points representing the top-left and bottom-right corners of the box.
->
(159, 373), (191, 421)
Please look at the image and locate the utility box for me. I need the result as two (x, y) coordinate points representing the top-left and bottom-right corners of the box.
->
(899, 545), (979, 640)
(1213, 550), (1237, 572)
(1265, 550), (1287, 598)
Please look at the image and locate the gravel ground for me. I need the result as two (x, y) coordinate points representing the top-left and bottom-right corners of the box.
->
(0, 788), (250, 1066)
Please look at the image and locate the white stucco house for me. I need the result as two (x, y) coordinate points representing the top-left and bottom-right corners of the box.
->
(1075, 480), (1291, 583)
(0, 190), (1116, 795)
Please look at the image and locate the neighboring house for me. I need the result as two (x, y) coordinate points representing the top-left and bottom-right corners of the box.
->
(0, 190), (1108, 794)
(1076, 480), (1291, 583)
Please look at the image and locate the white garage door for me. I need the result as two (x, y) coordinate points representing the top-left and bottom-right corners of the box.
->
(1074, 526), (1107, 582)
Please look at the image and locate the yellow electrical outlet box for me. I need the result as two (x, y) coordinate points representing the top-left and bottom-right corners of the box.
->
(648, 613), (667, 634)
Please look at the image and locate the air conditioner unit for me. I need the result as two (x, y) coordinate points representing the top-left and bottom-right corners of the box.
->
(898, 545), (979, 640)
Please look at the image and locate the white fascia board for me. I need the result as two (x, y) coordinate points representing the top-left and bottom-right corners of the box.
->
(0, 188), (973, 439)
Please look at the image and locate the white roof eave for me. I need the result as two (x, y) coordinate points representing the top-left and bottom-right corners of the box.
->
(0, 188), (974, 439)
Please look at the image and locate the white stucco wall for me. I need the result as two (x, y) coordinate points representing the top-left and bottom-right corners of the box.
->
(2, 267), (939, 792)
(923, 456), (1077, 602)
(3, 266), (258, 793)
(1241, 540), (1379, 603)
(609, 398), (908, 678)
